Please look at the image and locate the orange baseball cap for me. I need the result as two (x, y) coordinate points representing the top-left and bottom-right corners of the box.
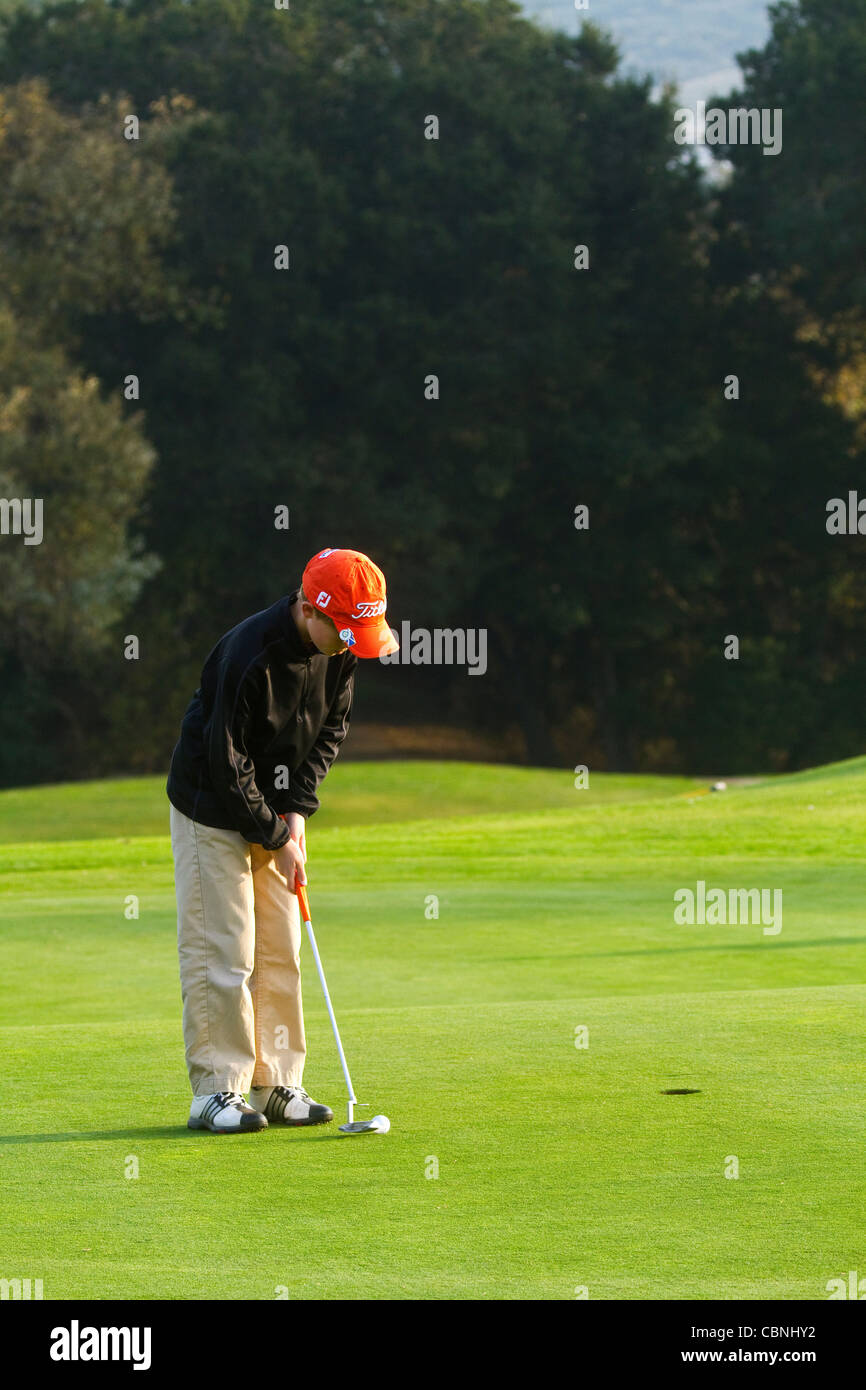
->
(302, 548), (399, 659)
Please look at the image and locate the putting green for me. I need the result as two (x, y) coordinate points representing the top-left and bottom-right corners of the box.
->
(0, 759), (862, 1299)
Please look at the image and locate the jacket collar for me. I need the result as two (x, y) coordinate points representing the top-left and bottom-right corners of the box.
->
(284, 590), (318, 659)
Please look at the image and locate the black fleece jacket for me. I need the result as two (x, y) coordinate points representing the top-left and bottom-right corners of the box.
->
(166, 591), (356, 850)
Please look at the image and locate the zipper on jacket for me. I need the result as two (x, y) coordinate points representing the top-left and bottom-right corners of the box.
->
(297, 656), (309, 723)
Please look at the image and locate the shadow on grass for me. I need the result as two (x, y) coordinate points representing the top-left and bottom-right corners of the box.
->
(493, 935), (866, 962)
(0, 1126), (353, 1145)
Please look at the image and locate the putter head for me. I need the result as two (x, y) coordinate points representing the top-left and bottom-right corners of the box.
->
(339, 1112), (390, 1135)
(338, 1100), (390, 1133)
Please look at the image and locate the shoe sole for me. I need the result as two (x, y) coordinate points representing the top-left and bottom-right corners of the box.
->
(188, 1117), (268, 1133)
(262, 1112), (334, 1127)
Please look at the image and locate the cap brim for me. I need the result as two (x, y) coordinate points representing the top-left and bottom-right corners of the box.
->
(348, 620), (399, 659)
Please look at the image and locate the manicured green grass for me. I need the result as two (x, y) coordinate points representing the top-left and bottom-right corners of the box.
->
(0, 758), (863, 1299)
(0, 761), (705, 842)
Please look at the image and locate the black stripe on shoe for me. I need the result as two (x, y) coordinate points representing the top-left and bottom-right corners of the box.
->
(265, 1086), (333, 1126)
(191, 1092), (268, 1133)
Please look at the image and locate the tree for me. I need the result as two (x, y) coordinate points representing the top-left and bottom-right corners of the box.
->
(696, 0), (866, 771)
(2, 0), (864, 775)
(0, 76), (195, 780)
(0, 1), (721, 768)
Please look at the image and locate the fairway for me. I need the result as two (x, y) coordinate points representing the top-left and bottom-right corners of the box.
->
(0, 759), (863, 1300)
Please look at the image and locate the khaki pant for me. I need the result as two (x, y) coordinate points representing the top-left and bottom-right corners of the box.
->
(169, 804), (306, 1096)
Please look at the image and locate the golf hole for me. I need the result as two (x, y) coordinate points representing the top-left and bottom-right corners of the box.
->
(662, 1088), (701, 1095)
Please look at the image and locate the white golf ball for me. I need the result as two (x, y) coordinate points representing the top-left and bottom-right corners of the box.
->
(371, 1114), (390, 1134)
(711, 781), (727, 792)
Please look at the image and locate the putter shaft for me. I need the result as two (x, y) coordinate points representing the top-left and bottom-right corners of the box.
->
(296, 880), (357, 1125)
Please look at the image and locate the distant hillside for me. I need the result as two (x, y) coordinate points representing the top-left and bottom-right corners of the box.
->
(518, 0), (771, 100)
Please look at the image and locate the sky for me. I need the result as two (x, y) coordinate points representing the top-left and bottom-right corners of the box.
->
(517, 0), (772, 103)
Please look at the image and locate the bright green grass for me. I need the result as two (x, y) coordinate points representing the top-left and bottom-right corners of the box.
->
(0, 761), (705, 842)
(0, 758), (863, 1299)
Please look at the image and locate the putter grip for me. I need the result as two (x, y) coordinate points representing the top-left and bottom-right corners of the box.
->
(296, 879), (310, 923)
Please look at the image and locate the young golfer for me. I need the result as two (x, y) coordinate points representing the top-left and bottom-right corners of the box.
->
(166, 547), (398, 1133)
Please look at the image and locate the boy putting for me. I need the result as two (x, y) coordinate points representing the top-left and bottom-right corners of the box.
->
(166, 547), (398, 1133)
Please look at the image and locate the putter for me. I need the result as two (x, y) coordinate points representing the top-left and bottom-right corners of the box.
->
(295, 878), (388, 1134)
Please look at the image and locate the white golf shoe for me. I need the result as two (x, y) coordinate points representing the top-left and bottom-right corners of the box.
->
(249, 1084), (333, 1126)
(188, 1091), (268, 1133)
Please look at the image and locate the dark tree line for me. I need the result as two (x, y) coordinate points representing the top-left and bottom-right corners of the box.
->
(0, 0), (864, 782)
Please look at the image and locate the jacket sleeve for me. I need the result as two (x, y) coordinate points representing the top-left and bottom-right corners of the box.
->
(205, 658), (291, 850)
(284, 655), (356, 818)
